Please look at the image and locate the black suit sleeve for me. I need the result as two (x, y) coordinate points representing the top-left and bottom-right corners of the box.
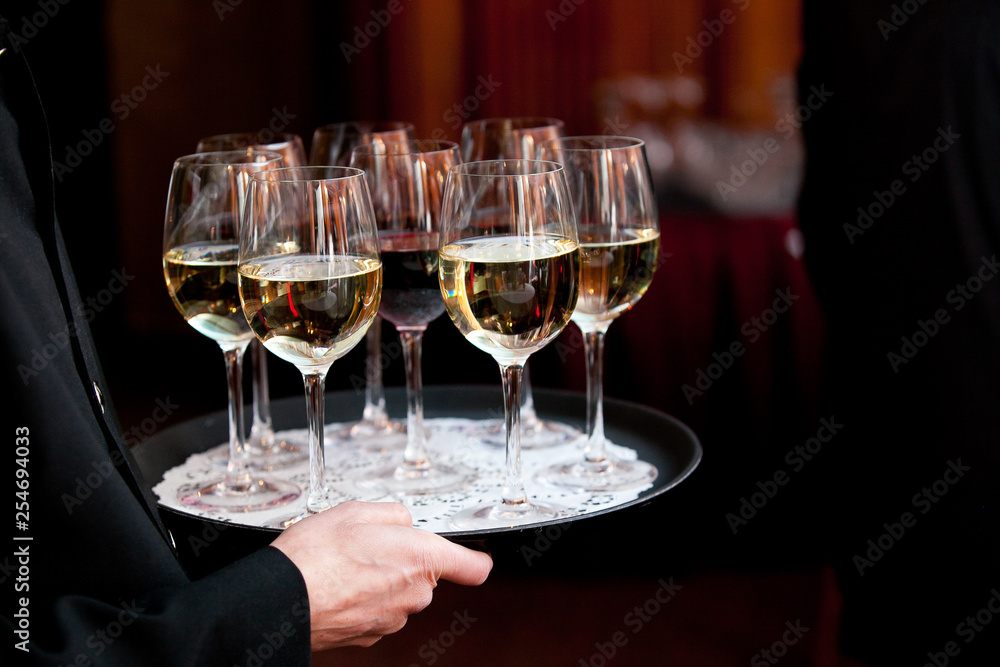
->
(0, 16), (312, 666)
(18, 550), (310, 666)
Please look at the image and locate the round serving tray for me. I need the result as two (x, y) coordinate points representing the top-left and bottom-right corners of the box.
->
(134, 386), (700, 570)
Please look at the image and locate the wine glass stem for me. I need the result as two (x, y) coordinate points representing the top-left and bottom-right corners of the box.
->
(303, 370), (331, 512)
(361, 316), (388, 428)
(399, 328), (429, 469)
(520, 364), (540, 427)
(499, 362), (528, 507)
(221, 344), (251, 489)
(583, 328), (609, 463)
(250, 339), (275, 448)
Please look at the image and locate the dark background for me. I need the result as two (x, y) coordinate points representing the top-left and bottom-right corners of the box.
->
(10, 1), (846, 665)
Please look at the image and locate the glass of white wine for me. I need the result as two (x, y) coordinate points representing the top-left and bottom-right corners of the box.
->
(536, 136), (660, 491)
(310, 121), (416, 447)
(238, 167), (382, 519)
(163, 150), (300, 511)
(439, 159), (580, 529)
(196, 131), (309, 469)
(460, 116), (580, 449)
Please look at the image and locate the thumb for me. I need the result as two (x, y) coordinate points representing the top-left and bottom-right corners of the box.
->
(426, 537), (493, 586)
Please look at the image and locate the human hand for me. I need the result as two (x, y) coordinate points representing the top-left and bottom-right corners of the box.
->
(270, 501), (492, 651)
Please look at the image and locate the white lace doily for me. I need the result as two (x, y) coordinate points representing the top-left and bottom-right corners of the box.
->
(152, 418), (653, 534)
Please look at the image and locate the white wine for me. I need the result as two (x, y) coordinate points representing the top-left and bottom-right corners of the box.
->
(239, 255), (382, 370)
(163, 242), (254, 346)
(573, 228), (659, 327)
(439, 235), (579, 364)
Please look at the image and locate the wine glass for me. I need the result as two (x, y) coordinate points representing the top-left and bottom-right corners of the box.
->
(163, 150), (300, 511)
(310, 121), (416, 445)
(239, 166), (382, 518)
(536, 136), (659, 491)
(309, 120), (415, 166)
(439, 159), (580, 529)
(460, 116), (565, 162)
(349, 140), (476, 494)
(198, 131), (307, 167)
(459, 116), (579, 448)
(196, 131), (309, 468)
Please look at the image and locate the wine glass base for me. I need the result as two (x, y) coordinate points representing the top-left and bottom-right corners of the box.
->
(449, 499), (567, 531)
(331, 420), (407, 452)
(205, 436), (309, 470)
(267, 513), (306, 529)
(176, 477), (300, 512)
(250, 434), (310, 469)
(263, 506), (324, 530)
(480, 418), (582, 450)
(265, 492), (334, 528)
(536, 457), (658, 492)
(357, 462), (476, 495)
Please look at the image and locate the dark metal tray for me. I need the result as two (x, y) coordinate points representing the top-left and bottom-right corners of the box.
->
(134, 386), (701, 571)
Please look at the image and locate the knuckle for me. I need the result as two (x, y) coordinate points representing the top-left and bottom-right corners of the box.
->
(389, 611), (410, 634)
(385, 501), (413, 523)
(412, 586), (434, 613)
